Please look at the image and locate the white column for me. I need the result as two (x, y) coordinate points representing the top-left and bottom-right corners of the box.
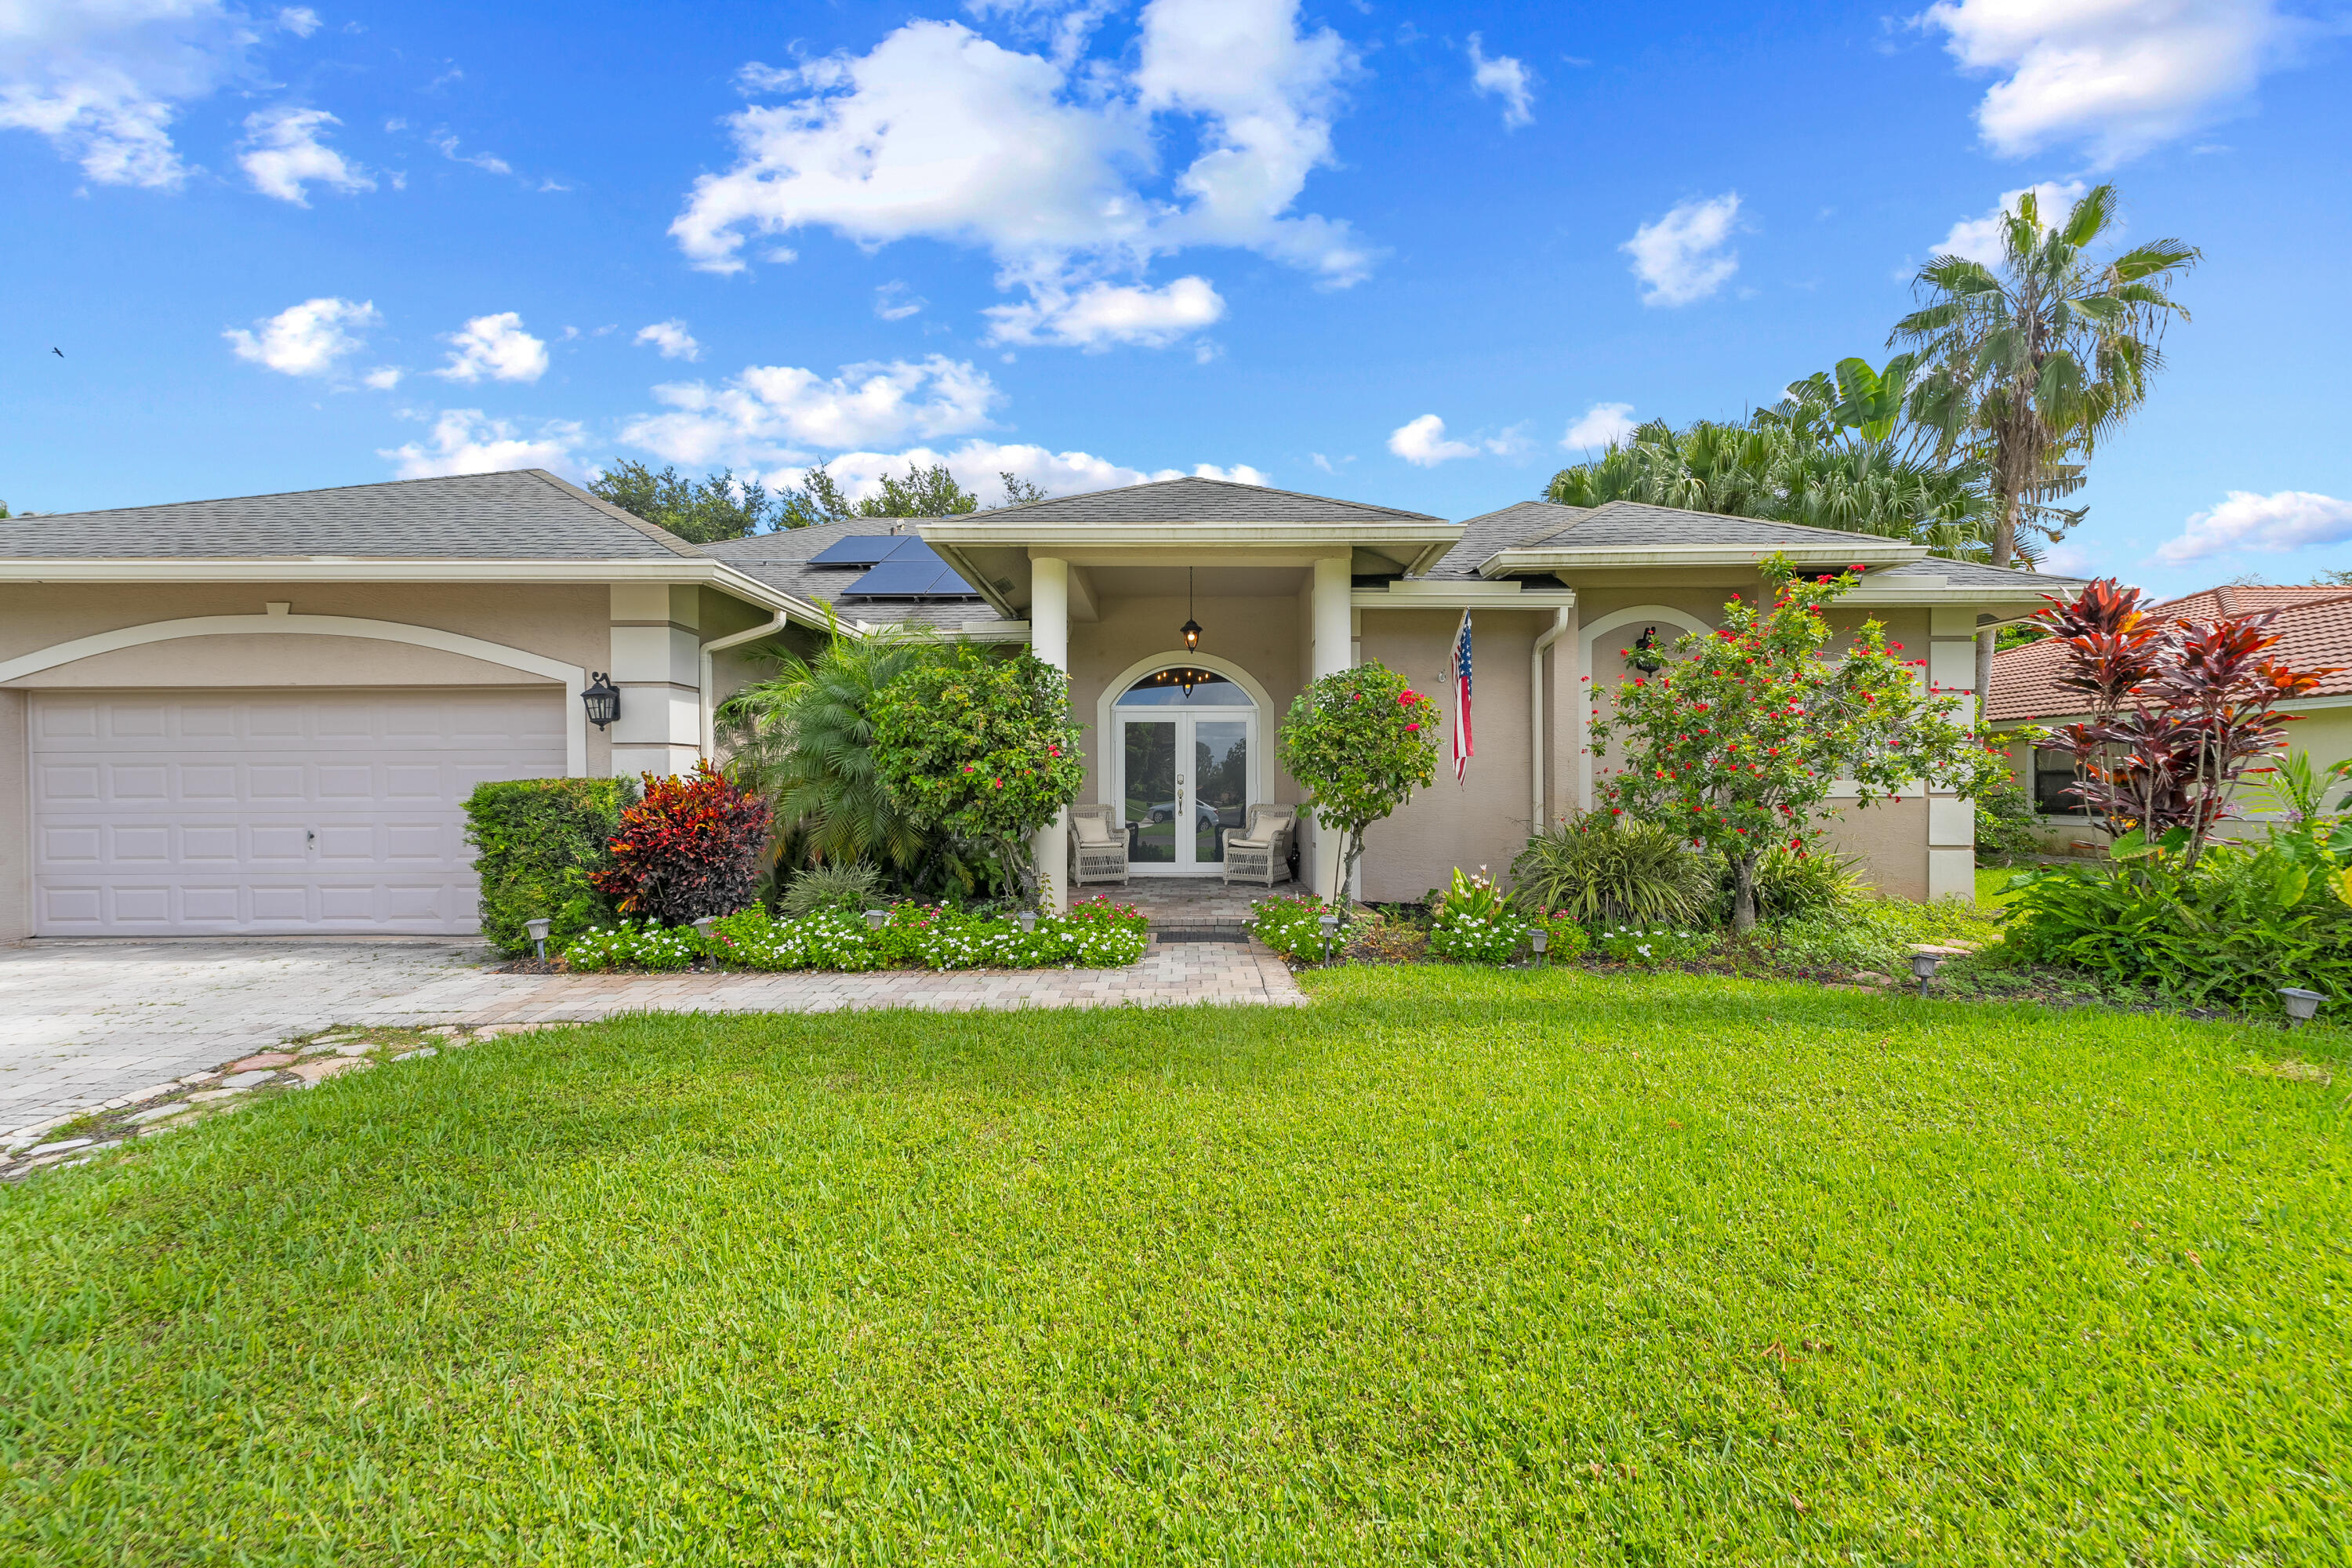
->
(1927, 608), (1980, 901)
(608, 584), (702, 779)
(1309, 554), (1352, 898)
(1029, 556), (1071, 913)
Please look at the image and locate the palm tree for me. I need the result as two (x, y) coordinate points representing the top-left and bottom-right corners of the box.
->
(1892, 182), (2199, 691)
(717, 619), (945, 880)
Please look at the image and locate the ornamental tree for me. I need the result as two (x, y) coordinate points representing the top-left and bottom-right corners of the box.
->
(869, 643), (1087, 897)
(1588, 553), (1994, 932)
(1277, 662), (1440, 897)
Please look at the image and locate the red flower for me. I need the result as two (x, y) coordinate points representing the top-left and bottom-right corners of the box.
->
(1404, 721), (1421, 731)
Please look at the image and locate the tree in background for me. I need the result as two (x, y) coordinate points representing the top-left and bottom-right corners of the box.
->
(1547, 358), (1996, 564)
(1276, 664), (1441, 898)
(1588, 555), (1992, 931)
(1893, 183), (2199, 695)
(589, 461), (784, 543)
(792, 463), (1049, 523)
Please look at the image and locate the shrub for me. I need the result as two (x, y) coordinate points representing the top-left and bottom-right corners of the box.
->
(869, 644), (1087, 896)
(563, 919), (702, 973)
(1250, 894), (1347, 962)
(1747, 844), (1866, 923)
(1592, 925), (1717, 967)
(1277, 662), (1441, 892)
(1428, 866), (1532, 964)
(1973, 760), (2044, 865)
(1531, 915), (1590, 961)
(463, 777), (637, 956)
(590, 762), (771, 927)
(780, 862), (884, 918)
(697, 898), (1148, 973)
(1510, 812), (1716, 927)
(2003, 828), (2352, 1013)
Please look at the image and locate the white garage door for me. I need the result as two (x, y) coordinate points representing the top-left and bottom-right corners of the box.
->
(31, 689), (567, 936)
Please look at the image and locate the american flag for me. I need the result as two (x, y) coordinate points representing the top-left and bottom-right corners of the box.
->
(1450, 609), (1474, 783)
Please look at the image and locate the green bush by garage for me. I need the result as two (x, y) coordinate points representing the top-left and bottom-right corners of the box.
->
(462, 778), (637, 956)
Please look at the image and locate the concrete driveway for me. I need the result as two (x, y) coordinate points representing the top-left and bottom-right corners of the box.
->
(1, 936), (1303, 1140)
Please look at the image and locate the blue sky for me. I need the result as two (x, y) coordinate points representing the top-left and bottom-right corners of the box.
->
(2, 1), (2346, 594)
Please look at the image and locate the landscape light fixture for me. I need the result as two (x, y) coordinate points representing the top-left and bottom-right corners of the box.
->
(1629, 628), (1664, 673)
(864, 909), (889, 931)
(2279, 985), (2324, 1026)
(1180, 567), (1202, 655)
(1318, 911), (1340, 962)
(1018, 910), (1038, 934)
(692, 916), (717, 938)
(1908, 949), (1944, 997)
(524, 917), (552, 961)
(1530, 927), (1550, 961)
(580, 672), (621, 731)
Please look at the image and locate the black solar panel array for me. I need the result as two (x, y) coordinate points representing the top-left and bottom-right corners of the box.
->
(804, 532), (982, 599)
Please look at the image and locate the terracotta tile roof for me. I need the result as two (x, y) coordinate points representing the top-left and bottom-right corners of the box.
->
(1987, 584), (2352, 723)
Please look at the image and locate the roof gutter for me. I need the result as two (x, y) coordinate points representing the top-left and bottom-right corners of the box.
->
(1479, 541), (1927, 578)
(1531, 608), (1572, 834)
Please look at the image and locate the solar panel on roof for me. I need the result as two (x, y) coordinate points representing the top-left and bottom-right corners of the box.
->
(840, 559), (978, 598)
(809, 533), (927, 567)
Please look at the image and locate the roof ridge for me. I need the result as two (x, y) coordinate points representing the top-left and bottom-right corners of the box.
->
(524, 469), (707, 560)
(0, 466), (537, 524)
(967, 473), (1443, 523)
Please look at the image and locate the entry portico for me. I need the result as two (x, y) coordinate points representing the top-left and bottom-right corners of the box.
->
(921, 479), (1474, 907)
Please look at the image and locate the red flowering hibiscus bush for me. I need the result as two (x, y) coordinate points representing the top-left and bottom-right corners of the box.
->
(869, 644), (1087, 897)
(590, 760), (771, 925)
(1276, 662), (1441, 894)
(1588, 553), (1991, 931)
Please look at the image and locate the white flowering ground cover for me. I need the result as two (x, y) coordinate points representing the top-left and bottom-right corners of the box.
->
(564, 898), (1149, 974)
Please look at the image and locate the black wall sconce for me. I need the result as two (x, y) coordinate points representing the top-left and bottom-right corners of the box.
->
(581, 672), (622, 730)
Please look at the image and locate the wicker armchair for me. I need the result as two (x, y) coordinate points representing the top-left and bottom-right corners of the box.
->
(1221, 804), (1297, 887)
(1068, 804), (1130, 887)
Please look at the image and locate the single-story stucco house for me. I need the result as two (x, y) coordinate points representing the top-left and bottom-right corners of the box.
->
(1987, 583), (2352, 852)
(1, 468), (2071, 939)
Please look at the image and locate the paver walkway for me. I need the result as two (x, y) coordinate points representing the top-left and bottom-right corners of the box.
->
(1, 938), (1305, 1139)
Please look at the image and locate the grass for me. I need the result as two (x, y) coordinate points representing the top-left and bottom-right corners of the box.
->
(2, 970), (2347, 1566)
(1975, 864), (2026, 910)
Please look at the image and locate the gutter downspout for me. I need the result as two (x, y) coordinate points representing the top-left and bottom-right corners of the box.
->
(699, 609), (793, 759)
(1531, 608), (1571, 833)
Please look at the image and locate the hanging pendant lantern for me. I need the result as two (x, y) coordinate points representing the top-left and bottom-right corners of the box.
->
(1180, 566), (1202, 653)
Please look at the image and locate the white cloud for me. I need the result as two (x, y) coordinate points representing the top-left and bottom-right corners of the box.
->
(362, 365), (402, 390)
(1922, 0), (2293, 166)
(277, 7), (320, 37)
(1935, 180), (2090, 264)
(622, 355), (1001, 467)
(238, 105), (372, 205)
(670, 2), (1368, 349)
(874, 281), (925, 320)
(1388, 414), (1478, 466)
(1623, 193), (1741, 307)
(633, 319), (702, 361)
(2154, 490), (2352, 564)
(1562, 401), (1636, 451)
(382, 409), (586, 479)
(430, 131), (512, 176)
(434, 312), (550, 383)
(1466, 33), (1533, 128)
(223, 296), (379, 377)
(983, 275), (1225, 349)
(0, 0), (266, 188)
(771, 438), (1265, 503)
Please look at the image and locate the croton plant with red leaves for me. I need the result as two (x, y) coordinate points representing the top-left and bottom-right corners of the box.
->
(590, 760), (772, 925)
(2031, 578), (2339, 867)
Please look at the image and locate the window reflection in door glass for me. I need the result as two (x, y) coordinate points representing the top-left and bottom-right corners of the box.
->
(1194, 720), (1246, 864)
(1123, 718), (1177, 864)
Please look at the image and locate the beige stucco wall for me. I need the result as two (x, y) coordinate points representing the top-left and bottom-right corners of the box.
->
(1356, 607), (1544, 903)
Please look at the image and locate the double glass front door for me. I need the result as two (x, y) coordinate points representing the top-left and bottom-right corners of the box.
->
(1117, 711), (1251, 873)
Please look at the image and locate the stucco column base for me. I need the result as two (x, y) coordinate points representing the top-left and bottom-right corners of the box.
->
(1033, 813), (1069, 915)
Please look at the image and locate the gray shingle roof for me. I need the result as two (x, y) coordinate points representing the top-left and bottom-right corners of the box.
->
(963, 474), (1443, 526)
(0, 469), (705, 560)
(1423, 496), (2083, 592)
(1422, 500), (1588, 578)
(701, 521), (993, 628)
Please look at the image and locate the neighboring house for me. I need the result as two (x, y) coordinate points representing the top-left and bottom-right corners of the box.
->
(2, 468), (2068, 941)
(1986, 583), (2352, 851)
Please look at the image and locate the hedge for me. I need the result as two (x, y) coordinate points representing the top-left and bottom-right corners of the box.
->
(463, 777), (638, 956)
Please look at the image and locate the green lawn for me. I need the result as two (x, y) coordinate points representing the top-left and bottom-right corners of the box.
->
(4, 970), (2347, 1565)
